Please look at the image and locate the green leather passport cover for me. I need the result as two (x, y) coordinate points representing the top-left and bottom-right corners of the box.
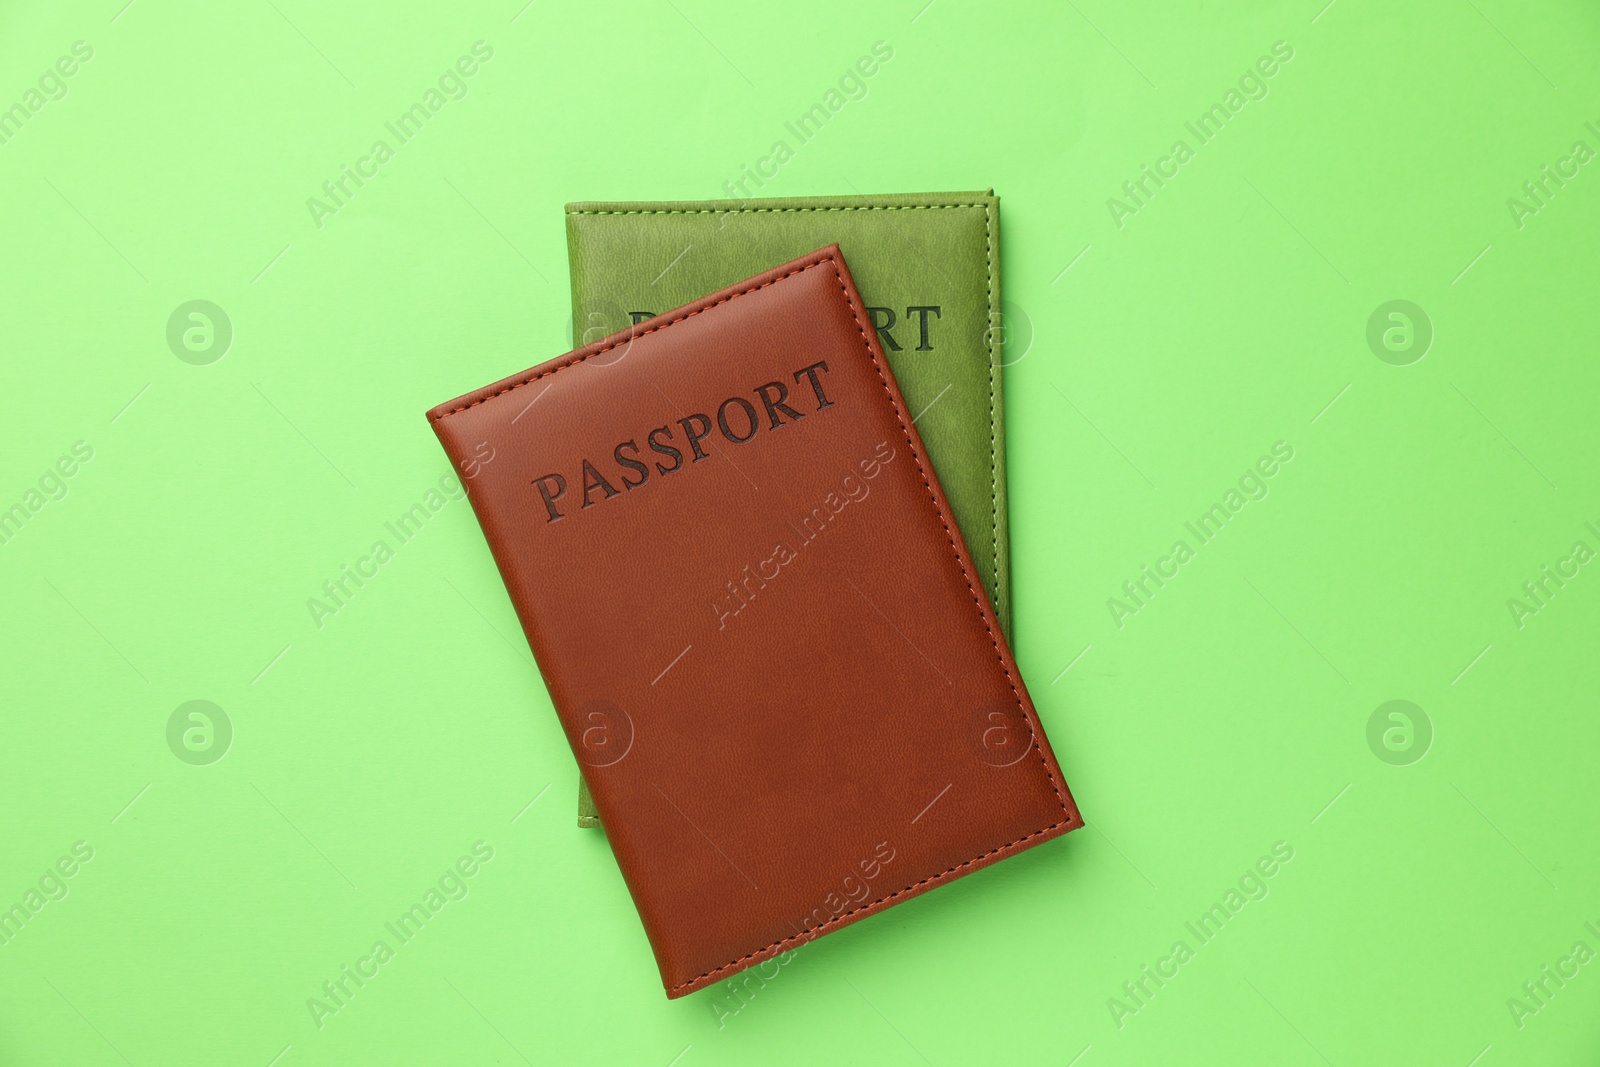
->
(565, 191), (1011, 827)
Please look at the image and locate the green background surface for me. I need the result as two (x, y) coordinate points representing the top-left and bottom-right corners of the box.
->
(2, 0), (1597, 1063)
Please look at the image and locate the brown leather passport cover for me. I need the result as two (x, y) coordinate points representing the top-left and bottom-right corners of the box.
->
(425, 246), (1081, 998)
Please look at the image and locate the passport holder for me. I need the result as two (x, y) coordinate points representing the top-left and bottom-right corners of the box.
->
(567, 191), (1011, 826)
(427, 247), (1080, 997)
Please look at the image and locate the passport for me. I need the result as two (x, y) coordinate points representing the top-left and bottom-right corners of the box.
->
(426, 247), (1080, 997)
(566, 191), (1013, 826)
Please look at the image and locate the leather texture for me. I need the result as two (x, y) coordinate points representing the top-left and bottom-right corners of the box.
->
(427, 247), (1080, 998)
(567, 191), (1010, 827)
